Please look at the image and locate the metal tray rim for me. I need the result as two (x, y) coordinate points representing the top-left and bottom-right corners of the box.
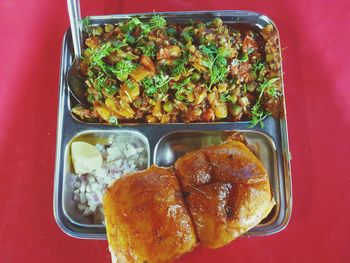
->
(54, 10), (292, 239)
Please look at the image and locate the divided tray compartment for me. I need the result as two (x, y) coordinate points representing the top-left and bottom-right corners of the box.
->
(62, 130), (150, 228)
(54, 11), (292, 240)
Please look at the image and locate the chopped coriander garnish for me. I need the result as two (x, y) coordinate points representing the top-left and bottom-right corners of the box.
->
(173, 78), (191, 93)
(267, 86), (279, 98)
(142, 72), (171, 96)
(247, 47), (255, 55)
(105, 84), (118, 95)
(149, 15), (166, 29)
(252, 61), (265, 75)
(108, 116), (118, 124)
(121, 17), (142, 34)
(217, 47), (231, 57)
(182, 31), (192, 42)
(173, 78), (193, 102)
(243, 84), (247, 94)
(88, 71), (118, 96)
(122, 15), (167, 37)
(171, 57), (187, 77)
(249, 102), (268, 128)
(141, 77), (155, 95)
(172, 77), (190, 90)
(239, 53), (249, 62)
(166, 27), (177, 36)
(257, 77), (279, 100)
(112, 60), (136, 82)
(87, 42), (122, 75)
(126, 79), (136, 89)
(125, 34), (136, 44)
(81, 17), (91, 27)
(81, 17), (92, 35)
(210, 56), (229, 89)
(90, 43), (113, 61)
(87, 93), (95, 103)
(199, 44), (230, 89)
(112, 41), (127, 49)
(199, 44), (217, 56)
(220, 93), (237, 103)
(154, 73), (171, 93)
(93, 72), (107, 91)
(249, 77), (279, 127)
(138, 45), (157, 58)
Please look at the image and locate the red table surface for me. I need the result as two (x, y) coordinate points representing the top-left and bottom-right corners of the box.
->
(1, 0), (349, 262)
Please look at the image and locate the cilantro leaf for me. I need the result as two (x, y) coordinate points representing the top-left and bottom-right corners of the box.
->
(173, 78), (193, 102)
(112, 41), (127, 49)
(166, 27), (177, 36)
(173, 78), (191, 90)
(248, 103), (268, 128)
(149, 15), (166, 29)
(87, 93), (95, 103)
(210, 55), (228, 88)
(248, 77), (279, 127)
(199, 44), (217, 58)
(108, 116), (118, 124)
(88, 42), (121, 74)
(81, 17), (92, 35)
(257, 77), (279, 100)
(138, 45), (157, 58)
(141, 77), (156, 95)
(267, 86), (279, 98)
(130, 14), (168, 36)
(238, 47), (255, 62)
(88, 71), (117, 95)
(239, 53), (249, 62)
(182, 31), (192, 42)
(124, 34), (136, 44)
(220, 93), (237, 103)
(104, 84), (118, 95)
(252, 61), (265, 75)
(199, 44), (230, 89)
(111, 60), (136, 82)
(121, 17), (142, 34)
(142, 72), (171, 96)
(171, 57), (187, 77)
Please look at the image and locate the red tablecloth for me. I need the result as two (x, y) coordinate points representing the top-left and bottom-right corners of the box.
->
(1, 0), (349, 262)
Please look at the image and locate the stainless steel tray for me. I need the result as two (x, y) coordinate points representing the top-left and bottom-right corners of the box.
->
(54, 10), (292, 240)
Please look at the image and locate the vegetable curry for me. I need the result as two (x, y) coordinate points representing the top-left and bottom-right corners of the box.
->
(72, 15), (283, 127)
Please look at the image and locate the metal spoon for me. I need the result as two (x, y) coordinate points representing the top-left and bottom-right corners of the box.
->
(66, 0), (90, 107)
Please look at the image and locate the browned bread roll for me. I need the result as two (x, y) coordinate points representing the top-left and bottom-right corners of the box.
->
(103, 166), (198, 263)
(174, 139), (275, 248)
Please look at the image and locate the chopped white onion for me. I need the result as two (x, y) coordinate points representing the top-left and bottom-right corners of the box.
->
(72, 134), (147, 220)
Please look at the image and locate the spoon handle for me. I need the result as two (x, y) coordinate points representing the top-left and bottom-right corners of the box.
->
(67, 0), (82, 58)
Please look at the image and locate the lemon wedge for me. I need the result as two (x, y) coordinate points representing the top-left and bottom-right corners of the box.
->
(71, 141), (103, 174)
